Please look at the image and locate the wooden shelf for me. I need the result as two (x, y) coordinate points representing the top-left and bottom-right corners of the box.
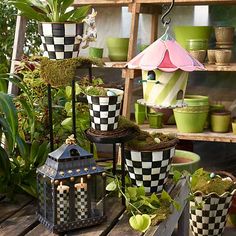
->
(140, 124), (236, 143)
(73, 0), (132, 6)
(136, 0), (236, 5)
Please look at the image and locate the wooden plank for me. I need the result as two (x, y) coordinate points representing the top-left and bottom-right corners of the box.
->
(135, 0), (236, 5)
(0, 202), (39, 236)
(204, 63), (236, 71)
(25, 197), (125, 236)
(127, 3), (140, 61)
(0, 195), (32, 224)
(141, 124), (236, 143)
(9, 15), (27, 95)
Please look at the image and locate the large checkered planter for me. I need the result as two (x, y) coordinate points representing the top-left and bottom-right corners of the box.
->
(38, 23), (83, 60)
(190, 190), (236, 236)
(125, 147), (175, 193)
(87, 88), (124, 131)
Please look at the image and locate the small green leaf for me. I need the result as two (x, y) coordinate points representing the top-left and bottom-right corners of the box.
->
(127, 187), (137, 201)
(136, 185), (145, 197)
(161, 190), (172, 203)
(106, 181), (117, 191)
(69, 5), (91, 22)
(65, 86), (72, 98)
(173, 201), (181, 211)
(129, 214), (151, 233)
(173, 170), (182, 184)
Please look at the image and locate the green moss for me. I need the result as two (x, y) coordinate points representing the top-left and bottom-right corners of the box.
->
(191, 169), (236, 195)
(151, 205), (171, 226)
(86, 86), (107, 96)
(40, 57), (104, 87)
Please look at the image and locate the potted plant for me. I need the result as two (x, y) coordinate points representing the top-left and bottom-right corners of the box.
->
(123, 122), (178, 193)
(84, 86), (124, 132)
(189, 168), (236, 236)
(10, 0), (95, 59)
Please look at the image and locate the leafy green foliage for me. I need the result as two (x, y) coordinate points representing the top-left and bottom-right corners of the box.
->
(106, 177), (180, 232)
(9, 0), (91, 22)
(0, 1), (40, 74)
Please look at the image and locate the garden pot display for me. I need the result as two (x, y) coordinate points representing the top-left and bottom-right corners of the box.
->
(125, 132), (178, 193)
(38, 23), (83, 60)
(173, 26), (213, 49)
(190, 170), (236, 236)
(106, 37), (129, 61)
(89, 47), (103, 58)
(141, 70), (189, 107)
(211, 110), (231, 133)
(171, 150), (200, 174)
(86, 88), (124, 131)
(148, 112), (163, 128)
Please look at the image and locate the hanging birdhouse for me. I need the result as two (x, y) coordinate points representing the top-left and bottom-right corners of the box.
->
(36, 136), (106, 233)
(127, 33), (205, 108)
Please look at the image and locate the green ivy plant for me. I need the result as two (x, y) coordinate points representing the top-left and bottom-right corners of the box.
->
(9, 0), (91, 22)
(106, 176), (181, 233)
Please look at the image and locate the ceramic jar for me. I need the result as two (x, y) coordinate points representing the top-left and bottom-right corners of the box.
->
(211, 110), (231, 133)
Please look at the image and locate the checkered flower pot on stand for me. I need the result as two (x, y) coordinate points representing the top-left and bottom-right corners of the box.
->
(125, 147), (175, 193)
(190, 189), (236, 236)
(38, 23), (83, 60)
(87, 88), (124, 131)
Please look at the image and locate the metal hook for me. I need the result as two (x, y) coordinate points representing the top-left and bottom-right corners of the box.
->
(161, 0), (175, 26)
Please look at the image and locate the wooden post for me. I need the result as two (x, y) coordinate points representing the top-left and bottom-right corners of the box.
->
(150, 14), (158, 43)
(8, 15), (27, 95)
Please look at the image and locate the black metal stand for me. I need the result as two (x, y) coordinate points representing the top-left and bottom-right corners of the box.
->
(47, 66), (93, 150)
(84, 128), (136, 205)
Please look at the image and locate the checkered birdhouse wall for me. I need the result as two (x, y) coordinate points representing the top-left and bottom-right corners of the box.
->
(36, 142), (106, 233)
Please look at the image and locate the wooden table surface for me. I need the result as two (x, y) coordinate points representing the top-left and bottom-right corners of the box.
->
(0, 178), (189, 236)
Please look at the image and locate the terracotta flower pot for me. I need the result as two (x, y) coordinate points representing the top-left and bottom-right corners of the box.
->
(87, 88), (124, 131)
(215, 49), (232, 65)
(215, 26), (235, 43)
(38, 22), (83, 60)
(189, 50), (206, 63)
(207, 49), (216, 64)
(89, 47), (103, 58)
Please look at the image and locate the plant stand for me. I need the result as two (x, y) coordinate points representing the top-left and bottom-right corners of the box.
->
(85, 127), (136, 205)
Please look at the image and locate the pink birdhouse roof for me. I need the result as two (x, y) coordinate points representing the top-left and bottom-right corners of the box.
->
(127, 34), (205, 72)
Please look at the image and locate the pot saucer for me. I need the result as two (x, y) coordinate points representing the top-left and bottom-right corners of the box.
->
(216, 41), (234, 45)
(216, 44), (234, 49)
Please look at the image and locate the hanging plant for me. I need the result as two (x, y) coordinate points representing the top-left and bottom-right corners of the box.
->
(40, 57), (104, 87)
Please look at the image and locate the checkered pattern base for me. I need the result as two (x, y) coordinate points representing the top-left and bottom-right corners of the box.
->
(38, 23), (83, 60)
(75, 189), (88, 220)
(87, 91), (123, 131)
(56, 190), (70, 224)
(190, 194), (233, 236)
(125, 147), (175, 193)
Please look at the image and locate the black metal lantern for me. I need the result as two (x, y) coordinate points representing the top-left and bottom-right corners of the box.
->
(36, 136), (106, 233)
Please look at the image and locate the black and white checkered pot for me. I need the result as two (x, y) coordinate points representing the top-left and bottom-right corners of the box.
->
(38, 23), (83, 60)
(87, 88), (124, 131)
(190, 190), (236, 236)
(125, 147), (175, 193)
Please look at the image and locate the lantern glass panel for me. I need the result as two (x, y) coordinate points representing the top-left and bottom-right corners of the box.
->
(90, 175), (105, 218)
(46, 178), (53, 222)
(38, 175), (45, 216)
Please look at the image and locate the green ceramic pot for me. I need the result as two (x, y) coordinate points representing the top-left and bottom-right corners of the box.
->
(138, 44), (149, 52)
(174, 108), (208, 133)
(186, 39), (208, 51)
(106, 37), (129, 61)
(135, 112), (146, 125)
(173, 26), (213, 49)
(184, 95), (209, 106)
(89, 47), (103, 58)
(171, 150), (200, 174)
(134, 102), (146, 113)
(211, 111), (231, 133)
(148, 112), (163, 128)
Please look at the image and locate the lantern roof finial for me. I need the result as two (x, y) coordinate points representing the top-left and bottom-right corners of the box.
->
(65, 134), (76, 145)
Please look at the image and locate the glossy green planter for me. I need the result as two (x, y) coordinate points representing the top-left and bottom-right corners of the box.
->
(106, 37), (129, 61)
(184, 95), (209, 106)
(173, 26), (213, 49)
(89, 47), (103, 58)
(135, 102), (146, 113)
(211, 111), (231, 133)
(174, 108), (208, 133)
(148, 113), (163, 128)
(135, 112), (146, 125)
(232, 122), (236, 134)
(171, 150), (200, 174)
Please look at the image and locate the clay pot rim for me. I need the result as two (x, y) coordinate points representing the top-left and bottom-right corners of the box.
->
(215, 26), (235, 30)
(192, 188), (236, 198)
(172, 150), (200, 166)
(215, 49), (232, 53)
(211, 110), (231, 116)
